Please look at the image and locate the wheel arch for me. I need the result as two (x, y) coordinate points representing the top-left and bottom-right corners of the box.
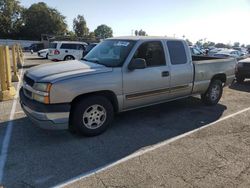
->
(211, 73), (226, 83)
(64, 55), (75, 60)
(70, 90), (119, 113)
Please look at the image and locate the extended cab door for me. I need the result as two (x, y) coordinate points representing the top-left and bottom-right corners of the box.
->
(123, 41), (171, 109)
(166, 40), (194, 98)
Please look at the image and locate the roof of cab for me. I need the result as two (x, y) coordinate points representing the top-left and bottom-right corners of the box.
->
(107, 36), (183, 41)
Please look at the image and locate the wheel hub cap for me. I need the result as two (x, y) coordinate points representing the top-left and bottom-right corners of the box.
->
(82, 104), (107, 129)
(210, 85), (220, 101)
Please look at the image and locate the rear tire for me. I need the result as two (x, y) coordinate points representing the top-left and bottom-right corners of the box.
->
(201, 80), (223, 106)
(236, 76), (245, 83)
(64, 55), (75, 61)
(70, 96), (114, 136)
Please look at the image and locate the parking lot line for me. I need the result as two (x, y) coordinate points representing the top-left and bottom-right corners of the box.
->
(56, 106), (250, 188)
(0, 64), (24, 183)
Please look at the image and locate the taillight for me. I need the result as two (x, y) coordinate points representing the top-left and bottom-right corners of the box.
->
(54, 50), (60, 55)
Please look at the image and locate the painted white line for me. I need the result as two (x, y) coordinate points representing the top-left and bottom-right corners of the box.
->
(56, 106), (250, 188)
(0, 63), (24, 183)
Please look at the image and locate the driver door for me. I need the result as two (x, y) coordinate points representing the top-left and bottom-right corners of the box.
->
(123, 41), (171, 109)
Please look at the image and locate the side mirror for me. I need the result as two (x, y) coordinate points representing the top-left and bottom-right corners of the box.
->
(128, 58), (147, 70)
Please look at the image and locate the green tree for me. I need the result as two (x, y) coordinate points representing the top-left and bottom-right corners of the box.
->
(22, 2), (67, 40)
(88, 32), (96, 41)
(73, 15), (89, 37)
(203, 41), (215, 48)
(233, 42), (240, 47)
(135, 30), (138, 36)
(134, 29), (147, 36)
(0, 0), (24, 38)
(195, 39), (203, 47)
(138, 29), (147, 36)
(215, 43), (227, 48)
(185, 39), (193, 46)
(94, 24), (113, 39)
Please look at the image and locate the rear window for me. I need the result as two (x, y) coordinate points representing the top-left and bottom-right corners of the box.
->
(60, 43), (77, 50)
(49, 43), (57, 49)
(167, 41), (187, 65)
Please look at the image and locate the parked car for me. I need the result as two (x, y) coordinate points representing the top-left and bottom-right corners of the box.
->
(82, 43), (98, 57)
(20, 36), (236, 136)
(37, 49), (49, 59)
(235, 57), (250, 83)
(233, 47), (248, 57)
(207, 48), (223, 56)
(213, 49), (241, 59)
(48, 41), (87, 61)
(26, 43), (45, 53)
(190, 46), (205, 56)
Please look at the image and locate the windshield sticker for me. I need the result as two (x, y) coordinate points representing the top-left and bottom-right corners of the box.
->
(114, 41), (130, 47)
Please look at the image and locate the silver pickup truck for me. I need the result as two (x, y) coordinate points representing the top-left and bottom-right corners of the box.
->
(20, 37), (236, 136)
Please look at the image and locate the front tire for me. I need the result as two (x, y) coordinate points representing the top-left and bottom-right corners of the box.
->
(70, 96), (114, 136)
(64, 55), (75, 61)
(201, 80), (223, 106)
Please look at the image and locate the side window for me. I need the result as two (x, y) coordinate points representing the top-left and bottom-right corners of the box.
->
(167, 41), (187, 65)
(133, 41), (166, 67)
(60, 43), (77, 50)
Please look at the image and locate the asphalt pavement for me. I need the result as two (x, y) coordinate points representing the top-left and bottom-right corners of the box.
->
(0, 53), (250, 188)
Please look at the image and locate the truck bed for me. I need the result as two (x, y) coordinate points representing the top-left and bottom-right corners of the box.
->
(192, 55), (236, 94)
(192, 55), (223, 61)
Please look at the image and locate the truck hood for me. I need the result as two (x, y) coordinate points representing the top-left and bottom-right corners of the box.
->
(25, 60), (113, 83)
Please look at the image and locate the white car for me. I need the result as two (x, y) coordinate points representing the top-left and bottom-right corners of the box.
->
(48, 41), (87, 61)
(37, 49), (49, 59)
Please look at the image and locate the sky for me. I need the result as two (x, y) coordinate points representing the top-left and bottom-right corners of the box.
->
(20, 0), (250, 45)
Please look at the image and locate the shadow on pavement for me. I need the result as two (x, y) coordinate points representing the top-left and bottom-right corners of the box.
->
(1, 97), (227, 188)
(229, 81), (250, 93)
(25, 57), (45, 60)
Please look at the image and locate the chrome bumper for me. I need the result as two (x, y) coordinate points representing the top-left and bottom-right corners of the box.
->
(21, 102), (69, 130)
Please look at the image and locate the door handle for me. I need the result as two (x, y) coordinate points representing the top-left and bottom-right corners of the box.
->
(65, 50), (68, 53)
(162, 71), (170, 77)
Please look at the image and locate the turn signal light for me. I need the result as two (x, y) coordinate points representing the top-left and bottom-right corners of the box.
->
(54, 50), (60, 55)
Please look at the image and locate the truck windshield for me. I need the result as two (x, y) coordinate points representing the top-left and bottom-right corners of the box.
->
(83, 40), (135, 67)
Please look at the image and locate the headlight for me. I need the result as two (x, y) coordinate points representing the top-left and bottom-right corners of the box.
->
(33, 94), (47, 103)
(33, 83), (51, 92)
(32, 83), (52, 104)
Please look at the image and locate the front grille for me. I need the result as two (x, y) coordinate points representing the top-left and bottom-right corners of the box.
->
(242, 63), (250, 68)
(23, 88), (32, 99)
(24, 74), (34, 87)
